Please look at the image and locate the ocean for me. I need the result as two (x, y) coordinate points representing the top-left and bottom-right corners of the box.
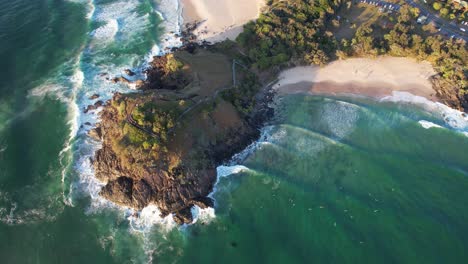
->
(1, 0), (468, 263)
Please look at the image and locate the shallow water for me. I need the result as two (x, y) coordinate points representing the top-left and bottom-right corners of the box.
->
(1, 0), (468, 263)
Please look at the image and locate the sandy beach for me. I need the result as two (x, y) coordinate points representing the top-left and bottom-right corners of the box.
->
(182, 0), (265, 43)
(274, 57), (439, 101)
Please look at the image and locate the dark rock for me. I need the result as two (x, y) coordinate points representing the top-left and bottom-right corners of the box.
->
(89, 94), (100, 100)
(95, 100), (104, 107)
(132, 179), (154, 209)
(100, 177), (134, 206)
(135, 80), (145, 89)
(84, 100), (104, 113)
(111, 76), (132, 84)
(88, 127), (102, 141)
(173, 207), (193, 225)
(124, 69), (136, 76)
(139, 54), (191, 90)
(91, 47), (275, 224)
(93, 146), (130, 182)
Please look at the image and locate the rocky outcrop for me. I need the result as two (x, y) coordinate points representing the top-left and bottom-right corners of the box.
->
(141, 54), (192, 90)
(89, 94), (100, 100)
(124, 69), (136, 76)
(88, 127), (102, 141)
(84, 100), (104, 114)
(91, 47), (273, 224)
(431, 76), (468, 112)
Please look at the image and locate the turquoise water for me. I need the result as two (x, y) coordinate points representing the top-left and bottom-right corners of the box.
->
(1, 0), (468, 263)
(169, 95), (468, 263)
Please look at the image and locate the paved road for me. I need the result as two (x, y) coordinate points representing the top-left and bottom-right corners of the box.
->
(405, 0), (468, 41)
(358, 0), (468, 41)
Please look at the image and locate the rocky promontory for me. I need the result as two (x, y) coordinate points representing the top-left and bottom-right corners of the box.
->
(91, 45), (273, 224)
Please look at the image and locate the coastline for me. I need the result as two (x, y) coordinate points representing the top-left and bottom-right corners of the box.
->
(181, 0), (265, 42)
(273, 57), (439, 102)
(82, 0), (468, 229)
(72, 0), (188, 229)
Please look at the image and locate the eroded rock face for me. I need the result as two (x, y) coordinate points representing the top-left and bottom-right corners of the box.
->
(88, 127), (102, 141)
(142, 54), (192, 90)
(93, 118), (220, 223)
(84, 100), (104, 114)
(93, 145), (131, 182)
(91, 49), (272, 224)
(90, 93), (216, 222)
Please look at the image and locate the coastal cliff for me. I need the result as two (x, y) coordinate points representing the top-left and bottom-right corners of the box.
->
(90, 0), (468, 225)
(91, 46), (272, 224)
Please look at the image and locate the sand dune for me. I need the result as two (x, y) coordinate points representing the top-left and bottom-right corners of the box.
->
(273, 57), (439, 101)
(182, 0), (265, 43)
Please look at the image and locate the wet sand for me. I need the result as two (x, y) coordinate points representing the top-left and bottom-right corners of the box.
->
(273, 57), (439, 101)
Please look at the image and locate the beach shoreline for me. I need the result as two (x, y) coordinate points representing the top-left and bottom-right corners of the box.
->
(273, 57), (439, 102)
(181, 0), (265, 42)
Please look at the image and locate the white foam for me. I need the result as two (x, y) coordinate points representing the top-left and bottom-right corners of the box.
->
(143, 0), (184, 64)
(155, 0), (183, 53)
(29, 83), (68, 101)
(228, 126), (276, 163)
(66, 0), (95, 19)
(0, 185), (64, 226)
(418, 120), (443, 129)
(68, 0), (186, 232)
(127, 205), (177, 233)
(86, 0), (96, 20)
(191, 205), (216, 224)
(217, 165), (250, 178)
(191, 164), (250, 223)
(192, 126), (282, 224)
(56, 0), (211, 234)
(381, 91), (468, 134)
(321, 100), (360, 139)
(91, 19), (119, 42)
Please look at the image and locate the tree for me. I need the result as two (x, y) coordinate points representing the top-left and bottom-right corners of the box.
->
(398, 5), (412, 23)
(440, 8), (449, 17)
(411, 7), (420, 18)
(433, 2), (442, 11)
(336, 50), (348, 60)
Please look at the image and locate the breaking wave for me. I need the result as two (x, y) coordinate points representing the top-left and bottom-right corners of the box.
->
(67, 0), (185, 233)
(381, 91), (468, 135)
(26, 0), (185, 234)
(418, 120), (443, 130)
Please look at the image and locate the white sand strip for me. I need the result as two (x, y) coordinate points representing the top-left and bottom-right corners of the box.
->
(274, 57), (438, 100)
(182, 0), (265, 43)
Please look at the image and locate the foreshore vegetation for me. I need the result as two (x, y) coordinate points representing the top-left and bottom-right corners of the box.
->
(236, 0), (468, 109)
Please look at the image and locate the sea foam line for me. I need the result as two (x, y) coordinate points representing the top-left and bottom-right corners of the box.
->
(70, 0), (185, 234)
(188, 125), (280, 224)
(381, 91), (468, 136)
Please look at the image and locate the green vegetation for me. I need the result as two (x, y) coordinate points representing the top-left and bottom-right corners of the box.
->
(341, 5), (468, 100)
(235, 1), (468, 108)
(221, 72), (260, 116)
(165, 53), (184, 72)
(237, 0), (342, 69)
(107, 96), (183, 169)
(427, 0), (468, 22)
